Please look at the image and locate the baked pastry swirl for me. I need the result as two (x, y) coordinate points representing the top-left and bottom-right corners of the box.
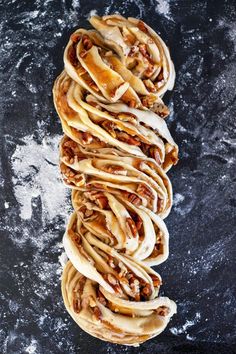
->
(62, 261), (177, 345)
(64, 15), (175, 108)
(60, 135), (172, 218)
(69, 190), (169, 266)
(53, 15), (178, 346)
(64, 211), (162, 297)
(53, 71), (178, 171)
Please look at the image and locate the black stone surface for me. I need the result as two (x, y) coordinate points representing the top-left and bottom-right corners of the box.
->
(0, 0), (236, 353)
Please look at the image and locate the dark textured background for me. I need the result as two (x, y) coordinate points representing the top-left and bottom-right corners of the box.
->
(0, 0), (236, 353)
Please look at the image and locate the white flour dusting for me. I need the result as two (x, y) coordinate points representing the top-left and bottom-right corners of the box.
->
(58, 252), (68, 269)
(103, 0), (145, 18)
(218, 18), (236, 51)
(11, 134), (69, 221)
(173, 193), (185, 206)
(25, 338), (39, 354)
(170, 312), (201, 340)
(87, 9), (98, 18)
(155, 0), (172, 20)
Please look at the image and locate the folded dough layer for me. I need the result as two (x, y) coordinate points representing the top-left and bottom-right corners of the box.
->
(62, 261), (177, 346)
(53, 72), (178, 171)
(89, 15), (175, 97)
(60, 135), (173, 218)
(70, 189), (169, 266)
(64, 15), (175, 113)
(63, 211), (163, 298)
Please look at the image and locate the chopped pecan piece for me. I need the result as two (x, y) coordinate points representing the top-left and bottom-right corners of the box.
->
(82, 132), (93, 144)
(107, 273), (117, 286)
(97, 290), (107, 306)
(118, 261), (128, 278)
(150, 274), (161, 287)
(63, 139), (77, 149)
(88, 296), (97, 308)
(68, 228), (81, 244)
(85, 191), (108, 209)
(157, 198), (164, 212)
(128, 99), (136, 108)
(133, 214), (143, 231)
(105, 50), (113, 57)
(139, 44), (150, 60)
(86, 183), (105, 190)
(84, 209), (94, 218)
(96, 196), (108, 209)
(128, 45), (139, 57)
(148, 38), (154, 44)
(93, 306), (102, 321)
(73, 297), (81, 313)
(108, 256), (116, 269)
(123, 191), (142, 206)
(152, 101), (169, 118)
(136, 184), (154, 200)
(126, 217), (137, 237)
(61, 164), (76, 178)
(87, 79), (99, 92)
(70, 33), (81, 43)
(144, 79), (157, 93)
(144, 63), (155, 78)
(116, 131), (141, 146)
(103, 164), (127, 176)
(157, 69), (164, 81)
(82, 35), (93, 50)
(141, 283), (152, 297)
(130, 277), (140, 297)
(138, 21), (148, 33)
(68, 45), (78, 67)
(102, 121), (116, 138)
(141, 94), (157, 107)
(156, 306), (170, 316)
(117, 112), (137, 124)
(150, 243), (162, 258)
(110, 82), (129, 101)
(149, 147), (162, 165)
(113, 283), (123, 295)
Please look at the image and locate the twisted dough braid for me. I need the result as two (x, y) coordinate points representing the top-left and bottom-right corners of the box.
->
(53, 15), (178, 346)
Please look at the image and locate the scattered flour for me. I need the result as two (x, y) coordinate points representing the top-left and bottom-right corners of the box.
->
(170, 312), (201, 339)
(87, 9), (98, 18)
(58, 252), (68, 269)
(155, 0), (172, 20)
(218, 18), (236, 51)
(11, 134), (69, 221)
(173, 193), (185, 206)
(103, 0), (145, 18)
(25, 339), (39, 354)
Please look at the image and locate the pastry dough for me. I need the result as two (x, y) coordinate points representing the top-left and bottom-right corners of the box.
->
(53, 71), (178, 171)
(62, 261), (177, 345)
(63, 212), (162, 297)
(53, 15), (178, 346)
(89, 15), (175, 98)
(70, 189), (169, 265)
(60, 135), (173, 218)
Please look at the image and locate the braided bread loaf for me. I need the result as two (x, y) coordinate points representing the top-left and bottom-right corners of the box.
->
(53, 15), (178, 346)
